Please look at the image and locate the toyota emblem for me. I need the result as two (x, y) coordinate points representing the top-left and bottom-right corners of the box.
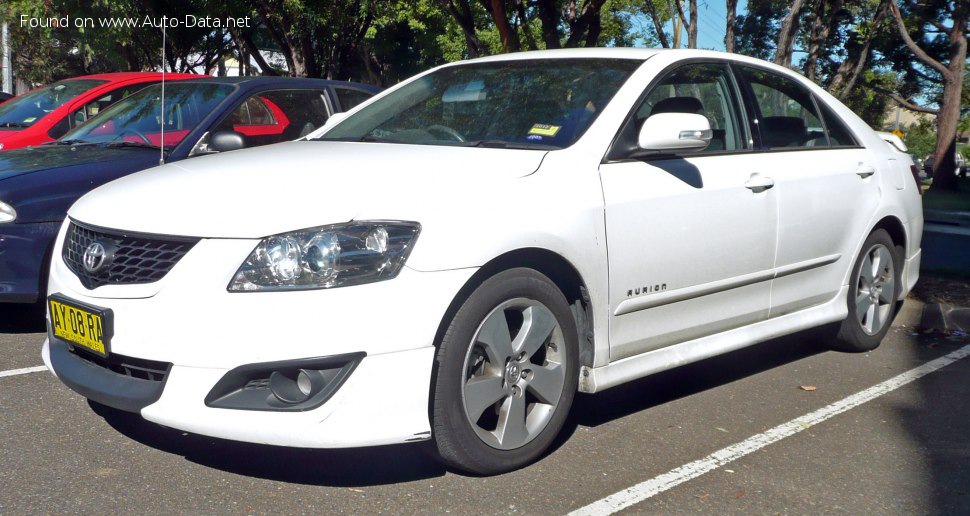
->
(82, 242), (108, 273)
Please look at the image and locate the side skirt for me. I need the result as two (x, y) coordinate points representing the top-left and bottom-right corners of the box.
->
(580, 285), (849, 393)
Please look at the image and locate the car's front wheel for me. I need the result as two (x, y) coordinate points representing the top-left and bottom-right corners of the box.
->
(431, 268), (579, 475)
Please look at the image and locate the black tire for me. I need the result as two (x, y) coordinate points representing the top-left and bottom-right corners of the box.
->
(831, 229), (901, 352)
(431, 268), (579, 475)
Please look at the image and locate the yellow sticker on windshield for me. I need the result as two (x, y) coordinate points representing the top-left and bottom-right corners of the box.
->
(23, 117), (36, 123)
(528, 124), (561, 137)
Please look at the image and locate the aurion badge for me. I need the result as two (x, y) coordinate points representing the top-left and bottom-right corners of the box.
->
(82, 242), (108, 273)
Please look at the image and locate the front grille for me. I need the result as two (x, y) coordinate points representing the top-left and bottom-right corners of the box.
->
(63, 221), (199, 289)
(69, 346), (171, 382)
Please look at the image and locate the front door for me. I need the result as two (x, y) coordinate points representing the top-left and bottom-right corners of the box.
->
(600, 62), (777, 361)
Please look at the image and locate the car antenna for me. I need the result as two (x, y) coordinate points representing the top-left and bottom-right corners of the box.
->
(159, 15), (166, 166)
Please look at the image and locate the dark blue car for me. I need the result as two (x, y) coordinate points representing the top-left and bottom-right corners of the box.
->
(0, 76), (379, 307)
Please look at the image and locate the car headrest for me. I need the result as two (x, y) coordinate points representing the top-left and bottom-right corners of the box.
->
(651, 96), (704, 115)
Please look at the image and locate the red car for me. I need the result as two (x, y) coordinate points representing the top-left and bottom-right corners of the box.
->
(0, 72), (198, 151)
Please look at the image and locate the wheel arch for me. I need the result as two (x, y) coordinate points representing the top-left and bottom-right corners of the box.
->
(871, 215), (907, 255)
(431, 248), (595, 367)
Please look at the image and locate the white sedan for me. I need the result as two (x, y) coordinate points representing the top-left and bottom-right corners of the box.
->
(43, 48), (922, 475)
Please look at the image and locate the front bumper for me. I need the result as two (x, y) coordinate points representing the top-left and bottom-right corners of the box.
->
(0, 221), (60, 303)
(45, 224), (477, 447)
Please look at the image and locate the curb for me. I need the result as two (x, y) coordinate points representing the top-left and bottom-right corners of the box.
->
(920, 302), (970, 334)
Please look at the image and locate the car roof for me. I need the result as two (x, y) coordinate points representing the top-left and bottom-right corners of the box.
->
(467, 47), (665, 63)
(171, 76), (381, 93)
(61, 72), (200, 82)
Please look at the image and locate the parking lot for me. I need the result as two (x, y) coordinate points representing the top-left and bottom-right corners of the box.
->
(2, 301), (969, 515)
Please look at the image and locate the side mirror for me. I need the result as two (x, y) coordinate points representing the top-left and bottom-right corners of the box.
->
(209, 130), (247, 152)
(638, 113), (712, 152)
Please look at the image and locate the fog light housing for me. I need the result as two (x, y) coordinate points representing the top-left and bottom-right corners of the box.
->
(268, 369), (331, 404)
(204, 352), (365, 411)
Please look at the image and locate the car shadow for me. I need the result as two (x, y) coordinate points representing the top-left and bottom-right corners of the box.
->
(89, 400), (447, 486)
(549, 328), (827, 454)
(0, 303), (46, 333)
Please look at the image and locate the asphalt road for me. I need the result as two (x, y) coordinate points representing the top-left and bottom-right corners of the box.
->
(1, 302), (969, 515)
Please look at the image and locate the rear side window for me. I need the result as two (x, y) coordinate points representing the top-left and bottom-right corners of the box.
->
(815, 99), (858, 147)
(334, 87), (373, 111)
(739, 66), (828, 149)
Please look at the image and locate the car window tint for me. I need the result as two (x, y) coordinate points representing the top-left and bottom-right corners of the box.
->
(335, 87), (372, 111)
(321, 59), (640, 149)
(0, 79), (108, 127)
(634, 63), (744, 152)
(63, 83), (234, 148)
(815, 98), (858, 147)
(213, 89), (330, 148)
(72, 83), (156, 127)
(739, 66), (827, 149)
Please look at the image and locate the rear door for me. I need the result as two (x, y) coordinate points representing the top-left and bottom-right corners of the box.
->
(733, 65), (880, 317)
(600, 61), (776, 360)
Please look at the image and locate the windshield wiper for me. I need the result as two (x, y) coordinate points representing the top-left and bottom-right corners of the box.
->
(0, 122), (30, 128)
(105, 141), (163, 150)
(359, 134), (406, 144)
(44, 139), (92, 146)
(461, 140), (558, 150)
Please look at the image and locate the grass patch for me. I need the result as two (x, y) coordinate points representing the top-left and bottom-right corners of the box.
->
(923, 176), (970, 212)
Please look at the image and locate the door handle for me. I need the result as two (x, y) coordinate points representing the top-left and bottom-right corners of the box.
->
(856, 164), (876, 178)
(745, 174), (775, 193)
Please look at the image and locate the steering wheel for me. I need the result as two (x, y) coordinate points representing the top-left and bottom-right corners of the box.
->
(426, 124), (466, 142)
(117, 128), (152, 145)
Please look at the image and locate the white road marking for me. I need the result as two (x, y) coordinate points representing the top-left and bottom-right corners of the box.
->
(0, 365), (48, 378)
(569, 343), (970, 516)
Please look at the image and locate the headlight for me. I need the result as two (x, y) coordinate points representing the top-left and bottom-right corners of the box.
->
(0, 200), (16, 223)
(229, 221), (420, 292)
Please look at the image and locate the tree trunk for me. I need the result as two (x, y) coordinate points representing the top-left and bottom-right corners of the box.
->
(774, 0), (807, 68)
(687, 0), (697, 48)
(804, 0), (842, 81)
(671, 1), (681, 48)
(514, 0), (539, 50)
(563, 0), (607, 47)
(725, 0), (737, 52)
(929, 24), (967, 191)
(645, 0), (670, 48)
(888, 0), (967, 191)
(488, 0), (519, 52)
(827, 0), (888, 99)
(438, 0), (487, 57)
(536, 0), (561, 48)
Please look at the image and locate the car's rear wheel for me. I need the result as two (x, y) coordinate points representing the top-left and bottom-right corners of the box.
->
(431, 268), (579, 475)
(831, 229), (900, 352)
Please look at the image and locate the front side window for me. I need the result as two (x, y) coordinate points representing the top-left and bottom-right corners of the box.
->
(634, 63), (745, 152)
(318, 59), (641, 150)
(63, 83), (234, 148)
(0, 79), (108, 128)
(739, 67), (828, 149)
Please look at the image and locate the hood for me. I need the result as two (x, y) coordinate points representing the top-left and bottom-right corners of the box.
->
(0, 144), (152, 181)
(69, 141), (548, 238)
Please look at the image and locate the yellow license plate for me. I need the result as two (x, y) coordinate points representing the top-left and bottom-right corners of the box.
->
(48, 296), (112, 357)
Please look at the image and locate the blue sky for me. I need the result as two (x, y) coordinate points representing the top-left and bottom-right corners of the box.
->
(663, 0), (749, 51)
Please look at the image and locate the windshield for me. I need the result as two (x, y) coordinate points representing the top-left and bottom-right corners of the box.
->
(63, 83), (234, 148)
(0, 79), (108, 128)
(318, 59), (641, 149)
